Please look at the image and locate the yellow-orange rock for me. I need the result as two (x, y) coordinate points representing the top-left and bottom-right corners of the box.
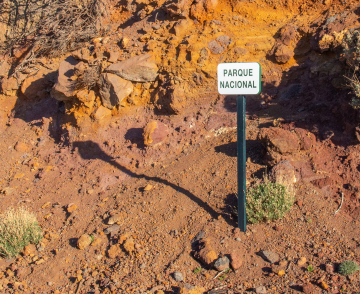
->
(143, 121), (168, 147)
(77, 234), (92, 250)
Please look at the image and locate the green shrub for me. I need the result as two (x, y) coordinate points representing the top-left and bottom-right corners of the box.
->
(0, 207), (42, 258)
(338, 260), (359, 276)
(246, 182), (294, 224)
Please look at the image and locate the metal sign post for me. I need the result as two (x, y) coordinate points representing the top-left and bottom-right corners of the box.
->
(217, 62), (261, 232)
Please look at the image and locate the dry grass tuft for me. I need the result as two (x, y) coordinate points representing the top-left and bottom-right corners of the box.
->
(0, 207), (42, 258)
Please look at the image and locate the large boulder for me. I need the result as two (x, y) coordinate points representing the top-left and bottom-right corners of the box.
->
(98, 73), (133, 109)
(51, 56), (79, 101)
(106, 53), (158, 82)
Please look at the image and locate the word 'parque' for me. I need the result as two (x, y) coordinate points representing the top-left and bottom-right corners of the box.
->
(223, 69), (253, 77)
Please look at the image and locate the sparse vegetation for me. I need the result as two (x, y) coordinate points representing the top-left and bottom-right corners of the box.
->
(193, 267), (202, 274)
(341, 30), (360, 109)
(0, 0), (109, 75)
(0, 207), (42, 258)
(338, 260), (359, 276)
(307, 265), (315, 273)
(246, 181), (294, 224)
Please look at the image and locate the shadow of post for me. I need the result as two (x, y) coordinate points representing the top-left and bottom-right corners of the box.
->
(73, 140), (234, 225)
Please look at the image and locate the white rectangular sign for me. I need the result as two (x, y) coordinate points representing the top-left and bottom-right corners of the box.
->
(217, 62), (261, 95)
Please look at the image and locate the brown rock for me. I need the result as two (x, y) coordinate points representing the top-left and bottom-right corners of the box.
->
(190, 0), (218, 23)
(155, 84), (187, 114)
(67, 203), (78, 213)
(165, 0), (192, 17)
(302, 283), (315, 294)
(106, 53), (158, 82)
(107, 244), (122, 258)
(14, 142), (30, 153)
(107, 214), (123, 225)
(98, 73), (133, 109)
(91, 106), (112, 121)
(76, 89), (96, 107)
(0, 61), (10, 78)
(294, 128), (315, 151)
(51, 56), (79, 101)
(274, 44), (294, 64)
(123, 238), (135, 254)
(269, 160), (297, 192)
(258, 127), (300, 155)
(297, 257), (307, 266)
(72, 47), (92, 62)
(278, 25), (298, 46)
(173, 19), (193, 37)
(143, 121), (168, 147)
(21, 68), (55, 99)
(208, 40), (225, 54)
(23, 244), (37, 256)
(230, 251), (243, 270)
(255, 286), (267, 294)
(1, 77), (19, 96)
(77, 234), (92, 250)
(194, 239), (218, 266)
(179, 285), (205, 294)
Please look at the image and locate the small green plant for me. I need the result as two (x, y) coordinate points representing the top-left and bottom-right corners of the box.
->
(218, 274), (226, 281)
(193, 267), (202, 274)
(246, 182), (294, 224)
(338, 260), (360, 276)
(0, 207), (42, 258)
(307, 265), (315, 273)
(90, 235), (95, 243)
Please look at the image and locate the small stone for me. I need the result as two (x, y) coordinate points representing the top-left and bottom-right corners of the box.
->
(107, 244), (122, 259)
(302, 283), (315, 294)
(277, 269), (285, 276)
(104, 225), (120, 234)
(143, 184), (153, 191)
(77, 234), (92, 250)
(274, 44), (294, 63)
(14, 142), (29, 153)
(208, 40), (225, 54)
(297, 200), (303, 207)
(143, 121), (168, 147)
(107, 214), (122, 225)
(92, 106), (112, 121)
(23, 244), (37, 256)
(91, 237), (102, 247)
(319, 281), (328, 290)
(259, 250), (279, 264)
(297, 257), (307, 266)
(230, 251), (243, 270)
(1, 77), (19, 96)
(216, 35), (232, 46)
(173, 271), (184, 282)
(123, 238), (135, 254)
(214, 256), (230, 271)
(255, 285), (267, 294)
(194, 239), (218, 266)
(67, 203), (78, 213)
(325, 263), (334, 273)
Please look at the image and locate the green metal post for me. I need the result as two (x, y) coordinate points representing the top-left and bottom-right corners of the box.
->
(237, 95), (246, 232)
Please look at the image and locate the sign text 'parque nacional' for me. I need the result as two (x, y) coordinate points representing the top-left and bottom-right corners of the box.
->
(217, 62), (261, 95)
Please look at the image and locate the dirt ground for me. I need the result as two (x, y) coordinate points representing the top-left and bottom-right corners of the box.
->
(0, 0), (360, 293)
